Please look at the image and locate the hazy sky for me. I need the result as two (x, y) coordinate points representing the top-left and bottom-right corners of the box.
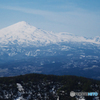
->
(0, 0), (100, 37)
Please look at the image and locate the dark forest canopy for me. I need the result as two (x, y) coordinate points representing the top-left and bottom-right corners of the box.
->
(0, 73), (100, 100)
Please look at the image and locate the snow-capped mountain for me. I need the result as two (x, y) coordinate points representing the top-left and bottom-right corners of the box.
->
(0, 21), (58, 46)
(0, 21), (100, 80)
(0, 21), (100, 46)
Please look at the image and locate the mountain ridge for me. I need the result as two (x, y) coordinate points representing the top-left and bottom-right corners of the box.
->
(0, 21), (100, 80)
(0, 21), (100, 46)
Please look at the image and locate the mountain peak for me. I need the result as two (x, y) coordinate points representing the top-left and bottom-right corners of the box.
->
(0, 21), (36, 31)
(13, 21), (32, 27)
(15, 21), (28, 25)
(0, 21), (38, 45)
(0, 21), (100, 46)
(11, 21), (32, 28)
(0, 21), (37, 32)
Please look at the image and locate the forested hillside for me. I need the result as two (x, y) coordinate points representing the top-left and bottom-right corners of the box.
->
(0, 73), (100, 100)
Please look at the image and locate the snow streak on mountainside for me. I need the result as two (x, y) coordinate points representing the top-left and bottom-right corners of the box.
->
(0, 21), (100, 46)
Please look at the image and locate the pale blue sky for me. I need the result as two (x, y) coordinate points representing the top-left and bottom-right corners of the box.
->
(0, 0), (100, 37)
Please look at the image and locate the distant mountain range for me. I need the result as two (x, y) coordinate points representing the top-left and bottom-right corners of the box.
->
(0, 21), (100, 46)
(0, 21), (100, 80)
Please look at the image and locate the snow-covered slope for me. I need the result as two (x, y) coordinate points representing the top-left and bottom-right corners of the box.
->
(0, 21), (57, 45)
(0, 21), (100, 46)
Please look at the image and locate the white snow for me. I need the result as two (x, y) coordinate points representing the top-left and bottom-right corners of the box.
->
(17, 83), (24, 92)
(83, 65), (98, 70)
(15, 97), (25, 100)
(0, 21), (100, 46)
